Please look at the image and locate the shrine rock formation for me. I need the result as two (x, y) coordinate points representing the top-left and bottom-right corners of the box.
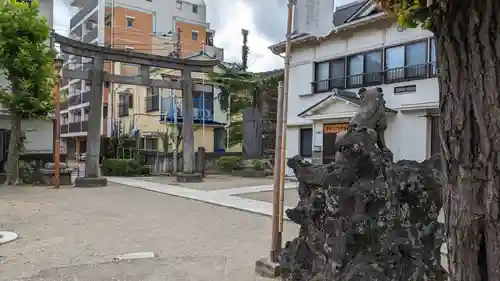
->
(280, 128), (446, 281)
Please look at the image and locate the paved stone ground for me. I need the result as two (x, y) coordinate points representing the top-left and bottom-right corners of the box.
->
(143, 175), (275, 191)
(0, 184), (298, 281)
(237, 189), (299, 208)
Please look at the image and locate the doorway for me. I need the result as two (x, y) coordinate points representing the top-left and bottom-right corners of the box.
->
(322, 123), (349, 164)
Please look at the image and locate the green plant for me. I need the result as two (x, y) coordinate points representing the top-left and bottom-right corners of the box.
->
(216, 156), (242, 172)
(19, 163), (36, 184)
(251, 159), (265, 171)
(101, 158), (142, 176)
(0, 0), (55, 185)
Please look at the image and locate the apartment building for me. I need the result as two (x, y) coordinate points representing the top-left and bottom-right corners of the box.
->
(60, 0), (223, 157)
(269, 0), (439, 176)
(113, 50), (229, 153)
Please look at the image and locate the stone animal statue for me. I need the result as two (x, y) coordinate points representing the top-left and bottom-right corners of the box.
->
(346, 87), (388, 149)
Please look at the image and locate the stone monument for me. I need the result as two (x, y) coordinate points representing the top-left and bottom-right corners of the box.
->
(280, 87), (446, 281)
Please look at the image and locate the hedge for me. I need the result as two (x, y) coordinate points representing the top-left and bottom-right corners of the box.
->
(101, 159), (148, 176)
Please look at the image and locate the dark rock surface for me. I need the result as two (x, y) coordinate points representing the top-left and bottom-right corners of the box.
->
(280, 128), (446, 281)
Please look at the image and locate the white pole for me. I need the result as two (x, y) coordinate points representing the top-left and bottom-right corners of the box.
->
(226, 94), (231, 150)
(172, 88), (178, 175)
(202, 88), (205, 149)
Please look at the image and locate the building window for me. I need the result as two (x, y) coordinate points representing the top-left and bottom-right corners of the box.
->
(145, 87), (160, 112)
(118, 94), (130, 117)
(385, 41), (427, 83)
(312, 39), (435, 93)
(314, 61), (329, 92)
(126, 16), (134, 28)
(364, 50), (383, 85)
(192, 4), (198, 13)
(145, 138), (158, 150)
(347, 54), (364, 88)
(385, 45), (405, 82)
(192, 30), (198, 41)
(430, 38), (437, 76)
(176, 0), (182, 9)
(299, 128), (313, 157)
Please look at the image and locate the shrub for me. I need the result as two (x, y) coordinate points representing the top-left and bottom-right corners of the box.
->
(217, 156), (242, 172)
(102, 159), (143, 176)
(19, 163), (36, 184)
(251, 160), (265, 171)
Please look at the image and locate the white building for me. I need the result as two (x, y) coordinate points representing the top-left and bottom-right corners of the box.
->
(270, 0), (439, 177)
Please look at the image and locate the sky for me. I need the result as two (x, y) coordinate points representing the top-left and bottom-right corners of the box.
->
(54, 0), (354, 72)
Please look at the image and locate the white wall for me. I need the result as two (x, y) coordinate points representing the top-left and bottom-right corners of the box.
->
(385, 110), (429, 162)
(0, 118), (53, 153)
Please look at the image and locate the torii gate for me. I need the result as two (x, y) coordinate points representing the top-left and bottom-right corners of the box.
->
(54, 34), (219, 186)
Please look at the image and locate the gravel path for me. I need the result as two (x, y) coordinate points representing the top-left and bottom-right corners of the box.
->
(0, 185), (298, 281)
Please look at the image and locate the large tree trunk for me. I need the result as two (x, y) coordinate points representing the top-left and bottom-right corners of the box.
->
(434, 1), (500, 280)
(4, 115), (22, 185)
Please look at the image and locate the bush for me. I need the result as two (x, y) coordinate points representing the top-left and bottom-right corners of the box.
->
(217, 156), (242, 172)
(19, 163), (36, 184)
(251, 160), (265, 171)
(102, 159), (143, 176)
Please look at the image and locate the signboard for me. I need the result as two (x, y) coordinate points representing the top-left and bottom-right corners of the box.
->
(323, 123), (348, 134)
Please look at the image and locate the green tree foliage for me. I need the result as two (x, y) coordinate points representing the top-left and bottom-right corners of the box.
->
(0, 0), (55, 185)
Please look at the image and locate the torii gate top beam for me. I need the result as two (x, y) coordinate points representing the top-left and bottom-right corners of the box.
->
(54, 33), (219, 73)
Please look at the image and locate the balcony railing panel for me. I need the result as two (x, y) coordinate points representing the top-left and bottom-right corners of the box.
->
(81, 121), (88, 132)
(61, 101), (68, 110)
(70, 0), (98, 29)
(68, 94), (82, 106)
(60, 124), (69, 134)
(311, 62), (437, 93)
(81, 90), (91, 103)
(68, 122), (82, 133)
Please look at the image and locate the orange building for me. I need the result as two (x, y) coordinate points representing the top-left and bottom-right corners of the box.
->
(61, 0), (223, 158)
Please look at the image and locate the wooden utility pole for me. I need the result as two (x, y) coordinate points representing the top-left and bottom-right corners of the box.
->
(271, 0), (294, 261)
(270, 81), (284, 262)
(278, 0), (294, 242)
(53, 58), (63, 188)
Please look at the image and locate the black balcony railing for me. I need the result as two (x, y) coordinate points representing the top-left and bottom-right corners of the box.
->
(81, 121), (88, 132)
(60, 124), (69, 134)
(311, 62), (436, 93)
(70, 0), (99, 29)
(81, 90), (91, 103)
(145, 95), (159, 112)
(68, 122), (82, 133)
(61, 101), (68, 110)
(68, 94), (82, 106)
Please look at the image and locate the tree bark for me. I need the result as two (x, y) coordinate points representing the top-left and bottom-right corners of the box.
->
(5, 115), (22, 185)
(434, 0), (500, 280)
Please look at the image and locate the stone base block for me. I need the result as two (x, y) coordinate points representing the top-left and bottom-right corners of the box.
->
(176, 173), (203, 183)
(255, 258), (280, 278)
(74, 177), (107, 188)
